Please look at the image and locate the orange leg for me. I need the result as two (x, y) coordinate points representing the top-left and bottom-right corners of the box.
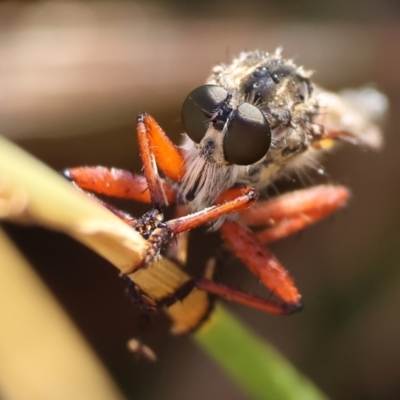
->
(137, 114), (172, 208)
(195, 185), (349, 314)
(242, 185), (350, 244)
(241, 185), (349, 226)
(221, 220), (301, 311)
(137, 113), (186, 183)
(166, 187), (258, 234)
(195, 278), (298, 315)
(63, 166), (177, 204)
(136, 113), (187, 208)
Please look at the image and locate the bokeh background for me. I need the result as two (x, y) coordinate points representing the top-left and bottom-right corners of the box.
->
(2, 1), (400, 399)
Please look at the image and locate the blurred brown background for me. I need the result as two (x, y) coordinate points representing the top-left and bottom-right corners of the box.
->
(2, 1), (400, 399)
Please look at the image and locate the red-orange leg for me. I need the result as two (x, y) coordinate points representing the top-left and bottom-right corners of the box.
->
(137, 114), (170, 208)
(136, 113), (186, 208)
(166, 187), (258, 234)
(220, 220), (301, 310)
(138, 113), (186, 183)
(195, 278), (298, 315)
(195, 185), (349, 314)
(63, 166), (177, 204)
(241, 185), (349, 244)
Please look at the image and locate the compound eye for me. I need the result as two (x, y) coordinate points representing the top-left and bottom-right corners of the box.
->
(223, 103), (271, 165)
(181, 85), (229, 143)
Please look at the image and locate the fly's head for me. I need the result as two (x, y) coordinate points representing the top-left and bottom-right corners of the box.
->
(180, 49), (319, 208)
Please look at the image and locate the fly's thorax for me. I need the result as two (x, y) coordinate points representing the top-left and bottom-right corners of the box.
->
(209, 50), (318, 132)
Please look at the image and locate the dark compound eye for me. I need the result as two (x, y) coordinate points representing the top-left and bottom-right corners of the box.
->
(223, 103), (271, 165)
(181, 85), (229, 143)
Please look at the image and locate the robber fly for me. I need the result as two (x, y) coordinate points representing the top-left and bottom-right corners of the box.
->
(64, 49), (386, 329)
